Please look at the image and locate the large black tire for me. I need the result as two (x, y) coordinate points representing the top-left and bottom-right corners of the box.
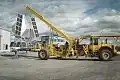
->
(38, 50), (49, 60)
(99, 49), (112, 61)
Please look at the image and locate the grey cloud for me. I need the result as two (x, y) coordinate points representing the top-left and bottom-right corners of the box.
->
(97, 21), (120, 29)
(1, 0), (120, 36)
(73, 8), (120, 35)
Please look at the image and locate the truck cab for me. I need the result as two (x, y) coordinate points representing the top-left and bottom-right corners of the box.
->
(87, 35), (117, 60)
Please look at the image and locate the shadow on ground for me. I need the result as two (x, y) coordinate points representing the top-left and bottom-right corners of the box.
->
(1, 54), (117, 62)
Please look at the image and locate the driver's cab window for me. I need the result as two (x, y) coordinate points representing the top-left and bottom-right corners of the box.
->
(16, 42), (21, 47)
(90, 37), (93, 45)
(90, 37), (98, 45)
(10, 42), (16, 47)
(21, 42), (26, 47)
(36, 43), (39, 49)
(93, 38), (98, 45)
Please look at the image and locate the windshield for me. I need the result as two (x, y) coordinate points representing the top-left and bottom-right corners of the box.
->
(10, 42), (16, 47)
(41, 36), (49, 44)
(16, 42), (21, 47)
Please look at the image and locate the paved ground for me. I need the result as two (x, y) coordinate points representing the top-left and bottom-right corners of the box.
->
(0, 51), (120, 80)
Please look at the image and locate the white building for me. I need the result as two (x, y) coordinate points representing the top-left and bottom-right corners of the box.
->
(0, 29), (10, 51)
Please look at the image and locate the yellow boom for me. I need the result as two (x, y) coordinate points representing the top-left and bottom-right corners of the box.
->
(26, 5), (73, 45)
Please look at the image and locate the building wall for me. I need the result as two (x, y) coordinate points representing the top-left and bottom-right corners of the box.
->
(0, 29), (10, 51)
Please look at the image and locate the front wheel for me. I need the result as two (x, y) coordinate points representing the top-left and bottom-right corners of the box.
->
(99, 49), (112, 61)
(38, 49), (49, 60)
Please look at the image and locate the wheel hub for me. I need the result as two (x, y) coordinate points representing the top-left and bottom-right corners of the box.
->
(102, 52), (109, 60)
(40, 52), (46, 58)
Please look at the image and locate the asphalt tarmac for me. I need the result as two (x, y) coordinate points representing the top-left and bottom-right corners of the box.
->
(0, 52), (120, 80)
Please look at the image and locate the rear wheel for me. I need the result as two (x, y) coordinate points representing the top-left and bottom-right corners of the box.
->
(99, 49), (112, 61)
(38, 49), (49, 60)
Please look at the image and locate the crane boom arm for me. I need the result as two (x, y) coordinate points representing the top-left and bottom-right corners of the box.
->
(26, 6), (73, 44)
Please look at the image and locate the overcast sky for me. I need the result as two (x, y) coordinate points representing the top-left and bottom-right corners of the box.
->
(0, 0), (120, 36)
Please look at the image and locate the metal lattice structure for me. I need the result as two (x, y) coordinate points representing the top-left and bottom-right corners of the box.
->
(31, 17), (39, 37)
(14, 14), (23, 37)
